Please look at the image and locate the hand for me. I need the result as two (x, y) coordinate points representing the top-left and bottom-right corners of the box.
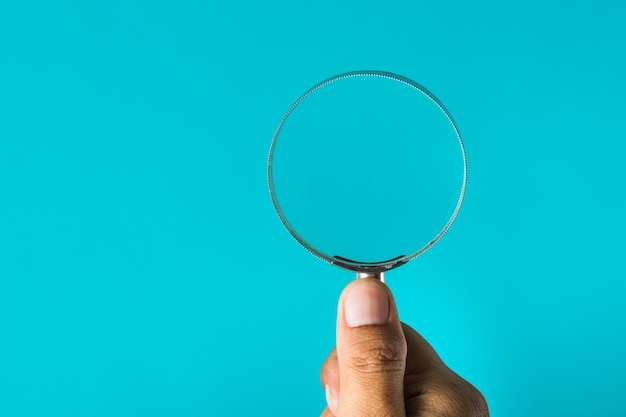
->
(320, 278), (489, 417)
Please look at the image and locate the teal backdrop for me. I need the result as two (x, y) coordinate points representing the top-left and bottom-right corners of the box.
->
(1, 1), (625, 416)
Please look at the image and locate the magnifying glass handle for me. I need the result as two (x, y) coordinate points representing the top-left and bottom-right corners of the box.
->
(356, 272), (385, 283)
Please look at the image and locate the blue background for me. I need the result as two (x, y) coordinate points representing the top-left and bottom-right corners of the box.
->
(1, 1), (625, 416)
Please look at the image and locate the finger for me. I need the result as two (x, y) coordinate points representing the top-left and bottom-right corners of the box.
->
(320, 348), (339, 415)
(323, 301), (434, 414)
(401, 322), (449, 405)
(402, 323), (446, 376)
(401, 323), (490, 417)
(336, 278), (407, 417)
(319, 406), (335, 417)
(320, 348), (338, 388)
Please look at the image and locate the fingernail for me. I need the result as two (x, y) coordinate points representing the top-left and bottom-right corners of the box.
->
(344, 280), (390, 327)
(324, 385), (337, 415)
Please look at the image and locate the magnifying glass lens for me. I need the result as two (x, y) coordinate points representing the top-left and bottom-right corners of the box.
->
(269, 72), (465, 272)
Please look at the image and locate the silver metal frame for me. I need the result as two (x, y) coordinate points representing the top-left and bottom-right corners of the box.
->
(267, 70), (467, 280)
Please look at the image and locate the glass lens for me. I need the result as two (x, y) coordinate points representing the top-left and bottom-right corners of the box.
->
(269, 72), (465, 270)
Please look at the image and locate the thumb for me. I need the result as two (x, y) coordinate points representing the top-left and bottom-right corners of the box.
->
(336, 278), (407, 417)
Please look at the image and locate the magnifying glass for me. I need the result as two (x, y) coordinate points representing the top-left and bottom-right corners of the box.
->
(267, 70), (466, 282)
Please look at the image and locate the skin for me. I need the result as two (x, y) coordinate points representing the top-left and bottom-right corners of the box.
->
(319, 278), (489, 417)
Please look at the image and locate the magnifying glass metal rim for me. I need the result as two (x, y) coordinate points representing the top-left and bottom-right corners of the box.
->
(267, 70), (467, 276)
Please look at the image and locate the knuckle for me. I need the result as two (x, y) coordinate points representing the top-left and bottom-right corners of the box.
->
(346, 341), (407, 375)
(320, 349), (338, 386)
(459, 385), (489, 417)
(422, 376), (490, 417)
(319, 363), (332, 386)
